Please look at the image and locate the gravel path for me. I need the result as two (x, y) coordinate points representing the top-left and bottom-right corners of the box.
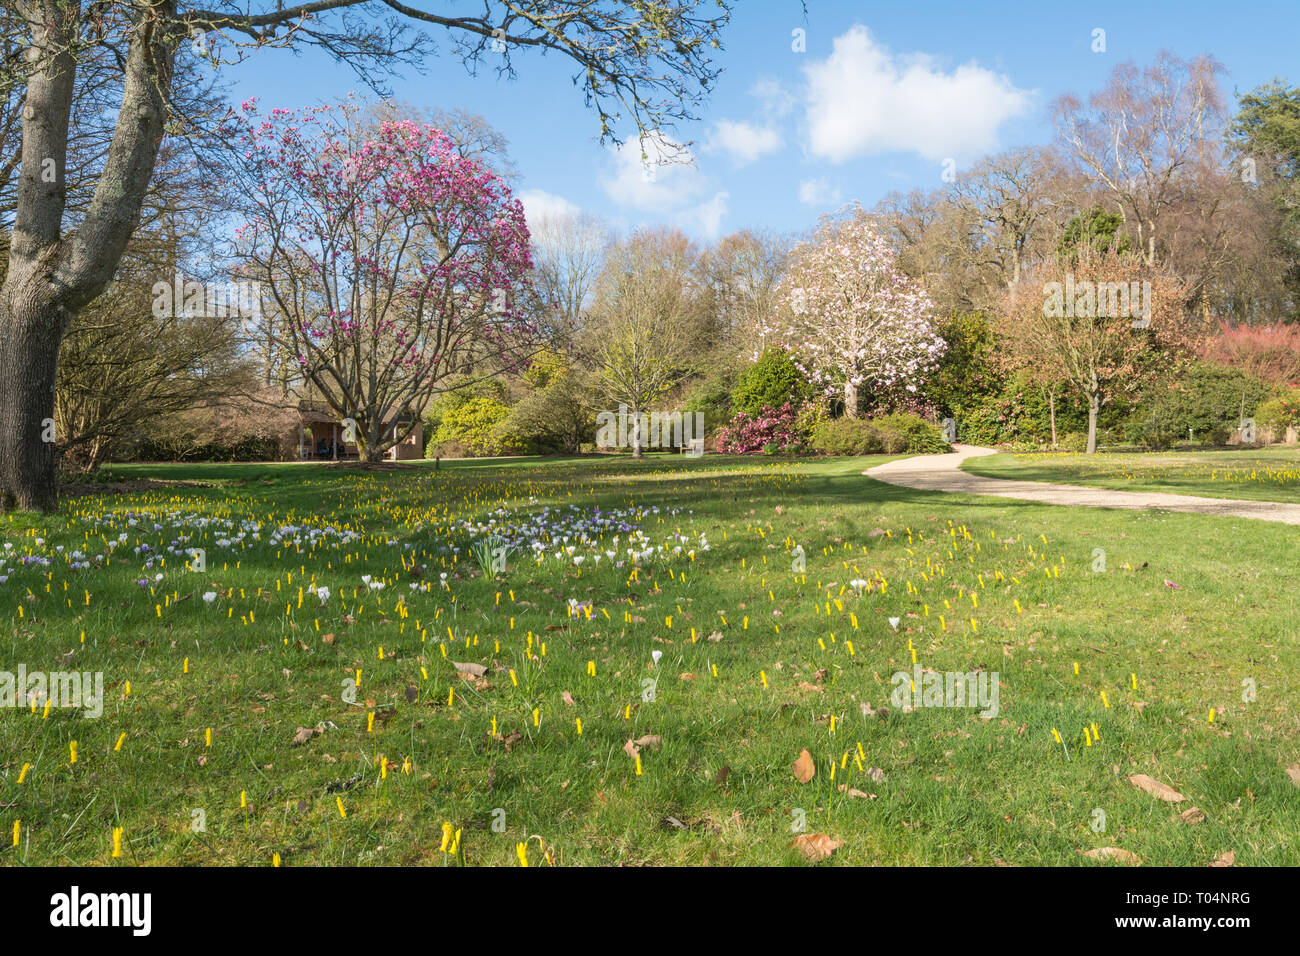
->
(864, 445), (1300, 526)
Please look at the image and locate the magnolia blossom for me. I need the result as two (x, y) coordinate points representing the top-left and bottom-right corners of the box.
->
(762, 217), (945, 416)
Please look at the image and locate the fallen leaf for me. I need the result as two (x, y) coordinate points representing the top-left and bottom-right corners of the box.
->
(793, 749), (816, 784)
(1208, 850), (1235, 867)
(1179, 807), (1206, 825)
(793, 833), (843, 862)
(1286, 765), (1300, 787)
(292, 726), (323, 746)
(561, 690), (575, 707)
(453, 661), (486, 678)
(1163, 579), (1182, 590)
(1128, 774), (1185, 802)
(837, 785), (876, 800)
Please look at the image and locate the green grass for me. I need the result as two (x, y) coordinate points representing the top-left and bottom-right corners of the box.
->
(2, 452), (1297, 867)
(963, 447), (1300, 504)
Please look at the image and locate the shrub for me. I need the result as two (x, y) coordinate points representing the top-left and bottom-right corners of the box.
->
(716, 403), (802, 454)
(1256, 388), (1300, 436)
(1125, 362), (1270, 447)
(681, 380), (734, 439)
(731, 348), (813, 417)
(869, 413), (951, 454)
(809, 417), (885, 455)
(432, 397), (524, 457)
(1057, 431), (1088, 452)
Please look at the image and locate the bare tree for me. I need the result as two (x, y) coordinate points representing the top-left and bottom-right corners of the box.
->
(1053, 52), (1228, 268)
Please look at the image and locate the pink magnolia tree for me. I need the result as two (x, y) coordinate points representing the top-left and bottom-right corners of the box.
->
(224, 100), (535, 461)
(764, 216), (945, 417)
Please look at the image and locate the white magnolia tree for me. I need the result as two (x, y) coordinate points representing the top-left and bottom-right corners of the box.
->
(764, 216), (945, 417)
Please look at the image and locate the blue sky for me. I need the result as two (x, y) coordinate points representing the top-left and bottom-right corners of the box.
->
(222, 0), (1300, 241)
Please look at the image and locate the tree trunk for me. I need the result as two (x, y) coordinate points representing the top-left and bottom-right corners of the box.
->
(1048, 385), (1058, 448)
(630, 408), (643, 458)
(844, 380), (859, 419)
(1086, 391), (1100, 454)
(0, 293), (68, 511)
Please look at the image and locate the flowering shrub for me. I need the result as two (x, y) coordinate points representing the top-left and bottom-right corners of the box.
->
(716, 403), (802, 454)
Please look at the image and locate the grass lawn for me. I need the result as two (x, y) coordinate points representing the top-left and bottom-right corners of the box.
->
(2, 452), (1296, 866)
(962, 447), (1300, 504)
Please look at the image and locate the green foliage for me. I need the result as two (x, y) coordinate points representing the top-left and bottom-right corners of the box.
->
(681, 378), (734, 438)
(731, 347), (813, 417)
(1255, 389), (1300, 436)
(869, 413), (951, 455)
(809, 417), (885, 455)
(927, 311), (1004, 415)
(431, 397), (524, 457)
(424, 379), (509, 443)
(1058, 206), (1132, 262)
(507, 356), (599, 454)
(1125, 362), (1271, 448)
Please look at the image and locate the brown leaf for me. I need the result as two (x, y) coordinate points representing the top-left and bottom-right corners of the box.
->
(679, 672), (698, 681)
(837, 785), (876, 799)
(1080, 847), (1142, 865)
(292, 726), (322, 746)
(321, 633), (335, 645)
(1208, 850), (1235, 867)
(714, 765), (731, 787)
(561, 690), (575, 707)
(1286, 765), (1300, 787)
(623, 733), (662, 759)
(1128, 774), (1185, 802)
(1179, 807), (1206, 825)
(706, 630), (724, 642)
(793, 748), (816, 784)
(453, 661), (486, 678)
(792, 833), (843, 862)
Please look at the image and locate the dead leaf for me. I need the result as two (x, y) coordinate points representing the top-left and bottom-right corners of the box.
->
(1286, 765), (1300, 787)
(793, 748), (816, 784)
(1080, 847), (1142, 865)
(1208, 850), (1235, 867)
(561, 690), (575, 707)
(1163, 579), (1182, 590)
(453, 661), (486, 678)
(793, 833), (843, 862)
(706, 631), (723, 642)
(866, 766), (886, 783)
(679, 672), (698, 681)
(292, 726), (323, 746)
(837, 785), (876, 800)
(623, 733), (662, 758)
(1179, 807), (1206, 825)
(1128, 774), (1185, 802)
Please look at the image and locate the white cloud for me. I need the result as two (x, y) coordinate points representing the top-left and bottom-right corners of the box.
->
(798, 177), (842, 207)
(707, 119), (782, 167)
(674, 191), (730, 239)
(802, 25), (1031, 163)
(600, 132), (706, 210)
(517, 189), (580, 232)
(750, 77), (796, 120)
